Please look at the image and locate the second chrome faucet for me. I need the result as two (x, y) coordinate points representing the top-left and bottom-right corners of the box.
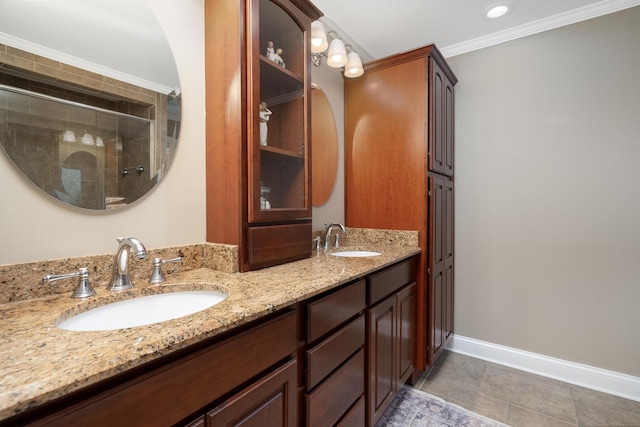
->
(107, 237), (147, 292)
(323, 222), (346, 252)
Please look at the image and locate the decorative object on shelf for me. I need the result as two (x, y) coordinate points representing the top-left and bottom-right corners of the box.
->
(266, 41), (275, 59)
(310, 20), (364, 78)
(266, 40), (286, 68)
(259, 102), (272, 146)
(273, 48), (285, 67)
(260, 182), (271, 210)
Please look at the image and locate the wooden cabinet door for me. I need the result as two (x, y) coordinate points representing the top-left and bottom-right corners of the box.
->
(430, 59), (445, 175)
(430, 58), (454, 177)
(428, 175), (454, 363)
(444, 180), (454, 340)
(397, 283), (416, 385)
(367, 296), (396, 427)
(248, 0), (312, 224)
(444, 76), (455, 176)
(207, 359), (297, 427)
(428, 175), (445, 362)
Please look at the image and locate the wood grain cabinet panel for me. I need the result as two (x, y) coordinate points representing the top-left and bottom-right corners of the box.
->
(306, 350), (364, 427)
(303, 280), (366, 426)
(368, 259), (415, 305)
(398, 283), (416, 384)
(337, 396), (365, 427)
(367, 295), (396, 426)
(207, 359), (298, 427)
(306, 280), (365, 343)
(345, 45), (457, 370)
(366, 280), (416, 427)
(306, 315), (365, 391)
(428, 175), (454, 361)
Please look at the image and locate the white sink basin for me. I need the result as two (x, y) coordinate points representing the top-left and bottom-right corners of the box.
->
(330, 250), (382, 258)
(57, 290), (227, 331)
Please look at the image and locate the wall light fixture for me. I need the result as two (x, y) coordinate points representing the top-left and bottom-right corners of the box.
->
(311, 20), (364, 78)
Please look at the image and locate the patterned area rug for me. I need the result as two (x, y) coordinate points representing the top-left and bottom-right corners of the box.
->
(376, 387), (508, 427)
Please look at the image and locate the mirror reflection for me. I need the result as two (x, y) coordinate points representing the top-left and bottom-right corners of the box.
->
(0, 0), (181, 211)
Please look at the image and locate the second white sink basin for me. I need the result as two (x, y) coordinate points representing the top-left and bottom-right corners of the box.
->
(57, 290), (227, 331)
(330, 250), (382, 258)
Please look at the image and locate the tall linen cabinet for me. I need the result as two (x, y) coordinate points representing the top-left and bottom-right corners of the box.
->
(205, 0), (321, 271)
(345, 45), (457, 370)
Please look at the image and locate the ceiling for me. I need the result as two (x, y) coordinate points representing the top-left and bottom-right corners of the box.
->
(312, 0), (640, 61)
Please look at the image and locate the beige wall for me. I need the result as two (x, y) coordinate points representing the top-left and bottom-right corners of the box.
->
(447, 6), (640, 377)
(0, 0), (206, 264)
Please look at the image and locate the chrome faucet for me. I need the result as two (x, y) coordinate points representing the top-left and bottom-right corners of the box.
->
(324, 222), (346, 252)
(107, 237), (147, 291)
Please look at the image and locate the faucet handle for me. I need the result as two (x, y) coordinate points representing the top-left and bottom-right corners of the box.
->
(149, 257), (184, 284)
(43, 267), (96, 298)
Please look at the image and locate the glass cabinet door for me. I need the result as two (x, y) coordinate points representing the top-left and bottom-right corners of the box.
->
(249, 0), (310, 223)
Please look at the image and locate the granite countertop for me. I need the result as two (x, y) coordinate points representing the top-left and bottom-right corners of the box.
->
(0, 244), (420, 422)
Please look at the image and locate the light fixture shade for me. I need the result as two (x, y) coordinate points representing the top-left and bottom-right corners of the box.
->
(81, 132), (95, 146)
(95, 136), (104, 147)
(62, 130), (76, 143)
(326, 38), (348, 68)
(344, 52), (364, 78)
(310, 20), (328, 53)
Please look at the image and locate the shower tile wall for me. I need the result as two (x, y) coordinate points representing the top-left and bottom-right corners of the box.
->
(0, 44), (165, 209)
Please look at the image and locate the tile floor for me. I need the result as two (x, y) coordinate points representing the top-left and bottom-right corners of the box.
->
(414, 351), (640, 427)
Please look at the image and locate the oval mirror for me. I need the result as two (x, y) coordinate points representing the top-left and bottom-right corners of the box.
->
(0, 0), (181, 211)
(311, 87), (338, 206)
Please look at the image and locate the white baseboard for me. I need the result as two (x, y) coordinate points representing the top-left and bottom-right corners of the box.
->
(447, 335), (640, 402)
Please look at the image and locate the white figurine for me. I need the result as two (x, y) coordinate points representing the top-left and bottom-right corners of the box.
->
(259, 102), (272, 146)
(272, 48), (285, 68)
(266, 41), (275, 60)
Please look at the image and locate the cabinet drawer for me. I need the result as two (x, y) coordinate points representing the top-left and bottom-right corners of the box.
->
(367, 258), (415, 305)
(306, 315), (365, 391)
(247, 222), (312, 267)
(307, 280), (365, 343)
(337, 396), (365, 427)
(306, 349), (364, 427)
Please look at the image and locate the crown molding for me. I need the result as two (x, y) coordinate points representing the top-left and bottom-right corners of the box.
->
(441, 0), (640, 57)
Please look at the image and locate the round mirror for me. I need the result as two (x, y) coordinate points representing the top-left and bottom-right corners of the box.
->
(0, 0), (181, 211)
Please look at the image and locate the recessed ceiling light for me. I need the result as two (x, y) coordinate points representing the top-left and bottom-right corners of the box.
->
(485, 2), (513, 19)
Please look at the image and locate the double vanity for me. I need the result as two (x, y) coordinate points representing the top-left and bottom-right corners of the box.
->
(0, 229), (420, 426)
